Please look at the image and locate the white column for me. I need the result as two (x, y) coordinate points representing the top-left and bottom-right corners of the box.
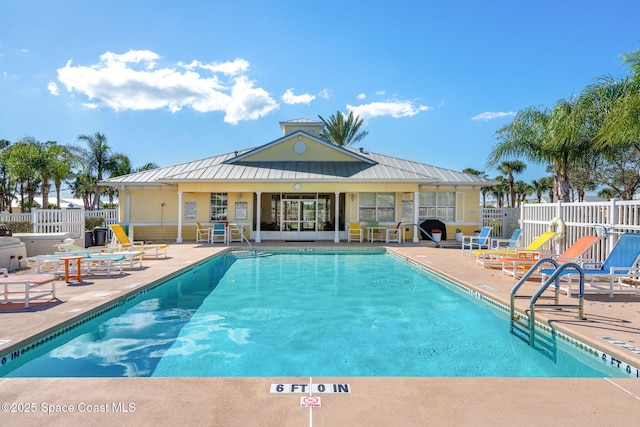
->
(176, 191), (183, 243)
(413, 191), (419, 242)
(255, 192), (262, 243)
(334, 191), (340, 243)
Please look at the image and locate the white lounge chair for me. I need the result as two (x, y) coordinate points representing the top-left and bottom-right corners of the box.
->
(0, 268), (58, 308)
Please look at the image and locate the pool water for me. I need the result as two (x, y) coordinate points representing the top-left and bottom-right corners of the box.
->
(0, 252), (625, 378)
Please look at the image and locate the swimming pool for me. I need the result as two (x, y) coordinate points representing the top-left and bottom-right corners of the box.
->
(0, 251), (629, 378)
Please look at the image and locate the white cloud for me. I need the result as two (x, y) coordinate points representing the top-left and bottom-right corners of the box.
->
(48, 81), (59, 95)
(357, 93), (366, 99)
(318, 89), (331, 99)
(281, 88), (315, 105)
(471, 111), (516, 121)
(55, 50), (278, 124)
(347, 100), (431, 122)
(190, 58), (249, 75)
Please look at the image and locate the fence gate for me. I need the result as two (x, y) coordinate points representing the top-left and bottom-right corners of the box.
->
(481, 207), (520, 239)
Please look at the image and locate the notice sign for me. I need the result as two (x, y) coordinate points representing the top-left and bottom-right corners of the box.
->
(270, 383), (351, 393)
(300, 396), (321, 408)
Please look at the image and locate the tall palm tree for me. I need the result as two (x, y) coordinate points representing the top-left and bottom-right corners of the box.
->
(318, 111), (369, 146)
(488, 99), (594, 202)
(50, 146), (73, 209)
(70, 132), (117, 210)
(496, 160), (526, 207)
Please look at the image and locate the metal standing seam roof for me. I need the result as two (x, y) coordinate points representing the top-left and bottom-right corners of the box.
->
(101, 146), (496, 186)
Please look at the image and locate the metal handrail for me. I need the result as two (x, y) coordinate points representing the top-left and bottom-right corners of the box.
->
(403, 223), (441, 248)
(228, 223), (255, 252)
(510, 258), (585, 346)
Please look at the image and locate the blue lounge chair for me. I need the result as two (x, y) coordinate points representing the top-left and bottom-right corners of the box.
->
(490, 228), (522, 250)
(540, 233), (640, 297)
(461, 226), (493, 256)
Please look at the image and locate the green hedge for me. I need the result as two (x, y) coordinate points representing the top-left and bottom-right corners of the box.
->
(85, 217), (105, 230)
(0, 221), (32, 233)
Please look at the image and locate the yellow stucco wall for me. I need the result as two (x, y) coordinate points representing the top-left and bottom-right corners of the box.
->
(118, 185), (483, 241)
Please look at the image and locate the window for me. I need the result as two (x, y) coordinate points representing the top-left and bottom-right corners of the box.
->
(418, 192), (454, 221)
(359, 192), (395, 222)
(210, 193), (228, 221)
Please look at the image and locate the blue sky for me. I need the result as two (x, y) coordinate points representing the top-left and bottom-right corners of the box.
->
(1, 0), (639, 185)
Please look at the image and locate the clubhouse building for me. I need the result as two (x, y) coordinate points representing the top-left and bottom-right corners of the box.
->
(102, 118), (495, 243)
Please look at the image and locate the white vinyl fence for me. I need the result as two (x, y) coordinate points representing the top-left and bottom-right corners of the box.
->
(489, 199), (640, 263)
(0, 209), (118, 238)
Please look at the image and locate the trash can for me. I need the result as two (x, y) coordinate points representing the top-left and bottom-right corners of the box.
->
(0, 224), (12, 236)
(85, 230), (95, 248)
(93, 227), (108, 247)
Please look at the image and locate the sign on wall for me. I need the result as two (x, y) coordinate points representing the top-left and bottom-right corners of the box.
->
(235, 202), (247, 220)
(185, 202), (197, 220)
(402, 200), (414, 221)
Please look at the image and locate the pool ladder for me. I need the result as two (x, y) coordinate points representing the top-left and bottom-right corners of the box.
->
(228, 224), (267, 258)
(510, 258), (585, 347)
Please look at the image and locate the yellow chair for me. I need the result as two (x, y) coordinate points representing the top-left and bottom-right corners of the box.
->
(347, 223), (363, 242)
(502, 235), (601, 279)
(473, 231), (557, 268)
(196, 222), (211, 243)
(108, 224), (169, 259)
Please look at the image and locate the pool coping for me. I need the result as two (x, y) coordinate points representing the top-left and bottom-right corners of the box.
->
(2, 242), (640, 425)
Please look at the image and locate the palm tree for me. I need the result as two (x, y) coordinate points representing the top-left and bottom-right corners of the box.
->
(103, 153), (132, 208)
(530, 178), (552, 203)
(496, 160), (526, 207)
(50, 146), (73, 209)
(591, 50), (640, 152)
(513, 180), (533, 206)
(598, 188), (616, 199)
(135, 162), (160, 172)
(463, 168), (490, 207)
(318, 111), (369, 146)
(488, 99), (594, 202)
(70, 132), (119, 210)
(488, 176), (508, 207)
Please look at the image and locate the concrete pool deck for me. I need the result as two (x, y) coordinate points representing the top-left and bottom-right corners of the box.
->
(1, 241), (640, 426)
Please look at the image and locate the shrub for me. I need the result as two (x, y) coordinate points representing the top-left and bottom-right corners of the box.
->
(1, 221), (31, 233)
(85, 216), (105, 230)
